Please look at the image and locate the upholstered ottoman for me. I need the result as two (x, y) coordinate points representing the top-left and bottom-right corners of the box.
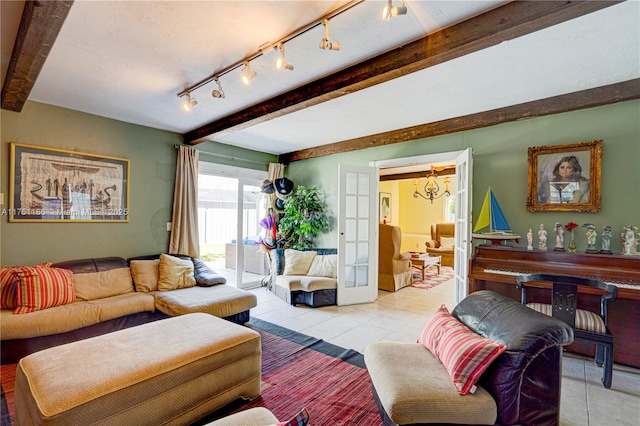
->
(14, 313), (261, 425)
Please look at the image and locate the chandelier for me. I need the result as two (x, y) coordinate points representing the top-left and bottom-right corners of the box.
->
(413, 169), (451, 203)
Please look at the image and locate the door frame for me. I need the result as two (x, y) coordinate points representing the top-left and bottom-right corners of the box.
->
(370, 149), (472, 301)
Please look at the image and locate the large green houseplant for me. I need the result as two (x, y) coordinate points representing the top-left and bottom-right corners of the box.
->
(278, 186), (330, 250)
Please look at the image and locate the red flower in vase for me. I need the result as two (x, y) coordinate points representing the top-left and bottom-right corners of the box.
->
(565, 222), (579, 231)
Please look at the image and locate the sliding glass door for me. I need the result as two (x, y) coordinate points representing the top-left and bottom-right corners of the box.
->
(198, 162), (267, 289)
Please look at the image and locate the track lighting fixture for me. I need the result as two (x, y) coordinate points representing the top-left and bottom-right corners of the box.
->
(177, 0), (365, 108)
(276, 43), (294, 70)
(211, 77), (225, 99)
(182, 93), (197, 111)
(319, 19), (340, 51)
(241, 61), (256, 85)
(382, 0), (407, 21)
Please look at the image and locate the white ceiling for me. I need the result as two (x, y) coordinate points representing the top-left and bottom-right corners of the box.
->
(2, 1), (639, 156)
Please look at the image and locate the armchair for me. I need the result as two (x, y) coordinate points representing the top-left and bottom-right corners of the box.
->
(378, 223), (412, 292)
(425, 222), (454, 267)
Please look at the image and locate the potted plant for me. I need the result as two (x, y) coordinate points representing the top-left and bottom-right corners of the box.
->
(278, 186), (330, 249)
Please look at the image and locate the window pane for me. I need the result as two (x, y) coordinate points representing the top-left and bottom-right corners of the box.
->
(345, 266), (356, 288)
(358, 242), (369, 263)
(346, 172), (357, 195)
(357, 265), (368, 287)
(345, 219), (357, 241)
(345, 242), (357, 264)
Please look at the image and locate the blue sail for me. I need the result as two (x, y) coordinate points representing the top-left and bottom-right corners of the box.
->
(489, 190), (511, 232)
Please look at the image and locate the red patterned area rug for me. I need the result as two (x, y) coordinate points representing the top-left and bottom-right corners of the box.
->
(1, 319), (382, 426)
(412, 266), (454, 290)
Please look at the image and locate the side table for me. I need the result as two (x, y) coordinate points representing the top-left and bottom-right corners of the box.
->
(410, 253), (442, 281)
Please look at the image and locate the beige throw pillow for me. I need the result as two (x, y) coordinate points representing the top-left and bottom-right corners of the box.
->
(130, 259), (160, 293)
(73, 268), (134, 301)
(158, 254), (196, 291)
(440, 237), (455, 249)
(307, 254), (337, 278)
(283, 249), (317, 276)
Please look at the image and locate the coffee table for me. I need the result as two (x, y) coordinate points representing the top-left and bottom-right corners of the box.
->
(410, 253), (442, 281)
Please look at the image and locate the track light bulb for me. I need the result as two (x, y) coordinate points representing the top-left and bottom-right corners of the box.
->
(241, 61), (256, 85)
(383, 0), (407, 20)
(319, 19), (340, 51)
(211, 77), (225, 99)
(276, 44), (294, 71)
(182, 93), (197, 112)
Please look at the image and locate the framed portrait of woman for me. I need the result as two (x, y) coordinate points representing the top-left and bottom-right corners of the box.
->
(526, 140), (603, 212)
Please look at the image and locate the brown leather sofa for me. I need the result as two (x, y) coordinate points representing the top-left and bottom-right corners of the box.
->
(365, 290), (574, 426)
(425, 222), (454, 267)
(378, 223), (412, 292)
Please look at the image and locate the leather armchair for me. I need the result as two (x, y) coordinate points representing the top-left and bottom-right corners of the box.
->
(365, 290), (574, 426)
(425, 222), (454, 267)
(378, 223), (412, 292)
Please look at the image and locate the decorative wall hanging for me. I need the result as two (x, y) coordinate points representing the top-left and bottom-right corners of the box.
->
(526, 140), (603, 212)
(9, 143), (130, 222)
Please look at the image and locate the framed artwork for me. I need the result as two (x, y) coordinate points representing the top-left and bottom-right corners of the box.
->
(9, 142), (130, 222)
(526, 140), (603, 212)
(380, 192), (391, 222)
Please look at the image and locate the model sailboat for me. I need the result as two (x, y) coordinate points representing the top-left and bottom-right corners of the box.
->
(472, 188), (520, 243)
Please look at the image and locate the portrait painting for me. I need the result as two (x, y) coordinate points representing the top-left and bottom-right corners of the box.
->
(526, 140), (602, 212)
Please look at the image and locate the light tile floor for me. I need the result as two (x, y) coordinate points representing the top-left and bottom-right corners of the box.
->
(247, 280), (640, 426)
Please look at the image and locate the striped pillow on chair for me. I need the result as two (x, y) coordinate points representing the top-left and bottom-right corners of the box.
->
(418, 304), (507, 395)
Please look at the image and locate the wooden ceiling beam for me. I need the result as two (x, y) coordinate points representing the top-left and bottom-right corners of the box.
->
(1, 0), (74, 112)
(183, 0), (619, 145)
(279, 79), (640, 163)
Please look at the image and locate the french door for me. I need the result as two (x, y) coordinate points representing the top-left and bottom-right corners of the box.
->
(337, 164), (379, 305)
(453, 148), (472, 304)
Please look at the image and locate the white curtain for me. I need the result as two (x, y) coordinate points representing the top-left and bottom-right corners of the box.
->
(169, 146), (199, 258)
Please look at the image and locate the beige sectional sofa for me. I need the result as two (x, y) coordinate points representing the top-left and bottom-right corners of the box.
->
(1, 253), (257, 363)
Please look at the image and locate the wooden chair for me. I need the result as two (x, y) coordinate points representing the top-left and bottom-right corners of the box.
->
(516, 273), (617, 388)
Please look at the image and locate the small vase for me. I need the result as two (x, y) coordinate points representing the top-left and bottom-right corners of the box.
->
(568, 232), (577, 253)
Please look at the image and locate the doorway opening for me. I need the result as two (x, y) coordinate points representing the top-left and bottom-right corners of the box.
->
(198, 162), (268, 289)
(372, 148), (473, 304)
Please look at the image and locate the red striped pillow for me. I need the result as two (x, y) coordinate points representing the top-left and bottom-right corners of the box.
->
(0, 263), (52, 310)
(12, 267), (75, 314)
(418, 304), (507, 395)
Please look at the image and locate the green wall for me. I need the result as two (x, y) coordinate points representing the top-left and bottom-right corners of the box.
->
(1, 102), (181, 266)
(286, 100), (640, 254)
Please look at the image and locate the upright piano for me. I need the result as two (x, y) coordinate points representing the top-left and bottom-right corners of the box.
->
(469, 245), (640, 367)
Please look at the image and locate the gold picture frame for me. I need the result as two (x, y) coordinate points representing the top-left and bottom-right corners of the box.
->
(526, 140), (603, 212)
(9, 142), (130, 222)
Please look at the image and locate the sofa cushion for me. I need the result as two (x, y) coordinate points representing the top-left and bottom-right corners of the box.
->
(158, 254), (196, 291)
(526, 302), (606, 334)
(130, 259), (160, 292)
(439, 237), (455, 249)
(73, 268), (134, 301)
(1, 263), (52, 310)
(418, 305), (506, 395)
(275, 275), (337, 292)
(307, 254), (337, 278)
(283, 249), (317, 275)
(364, 342), (497, 425)
(13, 267), (76, 314)
(193, 258), (226, 286)
(154, 285), (257, 318)
(1, 293), (155, 340)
